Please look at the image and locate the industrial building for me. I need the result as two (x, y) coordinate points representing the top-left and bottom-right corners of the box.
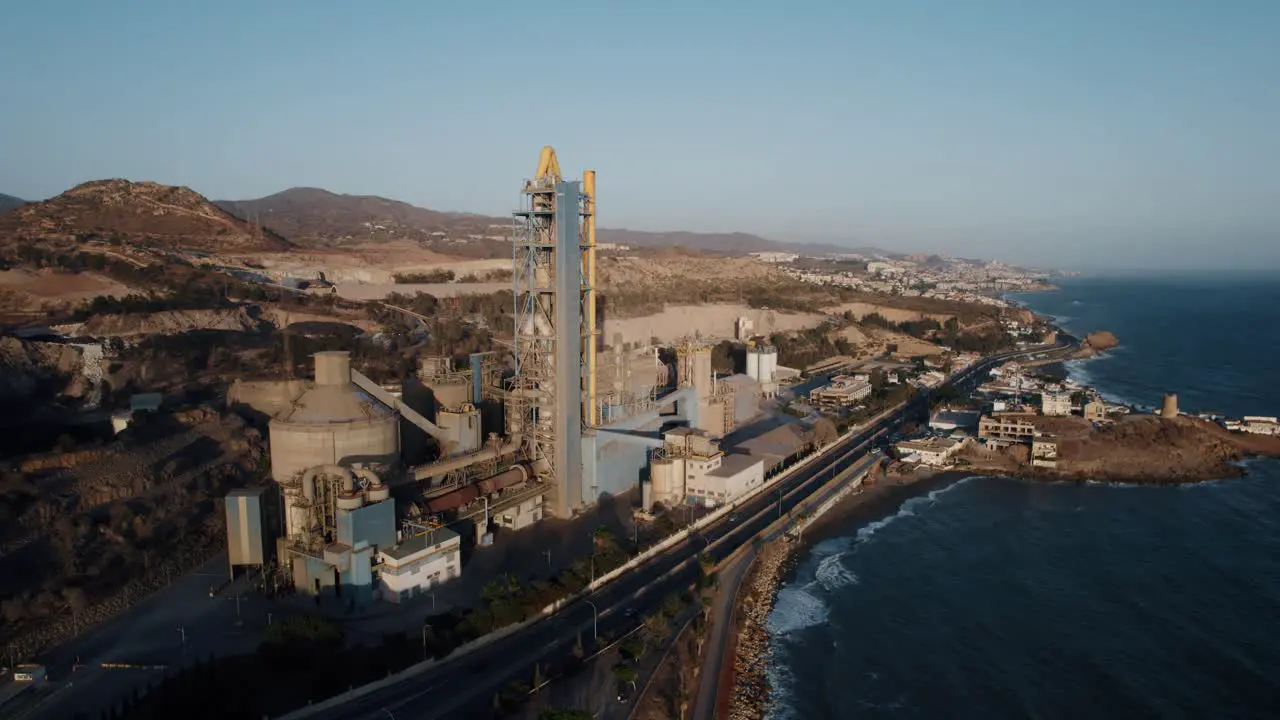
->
(225, 486), (276, 577)
(643, 427), (765, 510)
(378, 525), (462, 603)
(225, 147), (792, 606)
(809, 375), (873, 410)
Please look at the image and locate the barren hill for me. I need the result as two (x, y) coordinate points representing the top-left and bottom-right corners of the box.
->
(0, 179), (290, 253)
(0, 193), (25, 213)
(215, 187), (501, 249)
(217, 187), (879, 258)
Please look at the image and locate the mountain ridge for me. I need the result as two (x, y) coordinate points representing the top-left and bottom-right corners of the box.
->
(0, 193), (26, 213)
(215, 186), (887, 257)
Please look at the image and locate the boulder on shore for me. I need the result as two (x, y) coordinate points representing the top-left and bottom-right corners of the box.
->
(1076, 330), (1119, 358)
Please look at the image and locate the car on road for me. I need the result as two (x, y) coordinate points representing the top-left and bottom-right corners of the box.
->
(617, 680), (636, 703)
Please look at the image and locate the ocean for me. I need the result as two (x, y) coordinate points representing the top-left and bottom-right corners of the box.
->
(763, 272), (1280, 719)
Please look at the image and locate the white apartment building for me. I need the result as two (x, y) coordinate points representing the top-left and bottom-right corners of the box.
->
(810, 375), (873, 409)
(895, 437), (963, 466)
(378, 527), (462, 603)
(1041, 391), (1073, 416)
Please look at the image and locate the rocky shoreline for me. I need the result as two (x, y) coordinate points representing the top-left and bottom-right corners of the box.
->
(724, 538), (792, 720)
(716, 437), (1280, 718)
(722, 471), (937, 720)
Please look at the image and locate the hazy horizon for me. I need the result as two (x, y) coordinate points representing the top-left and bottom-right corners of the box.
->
(2, 0), (1277, 270)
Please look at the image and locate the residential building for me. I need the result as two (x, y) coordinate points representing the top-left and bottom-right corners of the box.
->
(1041, 392), (1072, 417)
(895, 436), (963, 466)
(1083, 397), (1108, 422)
(1242, 417), (1280, 436)
(979, 414), (1037, 444)
(377, 527), (462, 604)
(929, 409), (981, 432)
(809, 375), (872, 409)
(1032, 437), (1059, 467)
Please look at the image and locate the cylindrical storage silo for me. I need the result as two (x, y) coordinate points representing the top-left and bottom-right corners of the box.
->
(671, 457), (687, 500)
(641, 480), (654, 513)
(651, 458), (674, 506)
(269, 355), (400, 485)
(426, 381), (471, 412)
(747, 350), (761, 382)
(314, 351), (352, 386)
(762, 347), (778, 383)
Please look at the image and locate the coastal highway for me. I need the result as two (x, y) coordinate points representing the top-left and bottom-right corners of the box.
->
(291, 341), (1068, 720)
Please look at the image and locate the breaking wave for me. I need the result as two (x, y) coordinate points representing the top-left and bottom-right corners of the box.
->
(814, 552), (860, 590)
(766, 584), (829, 636)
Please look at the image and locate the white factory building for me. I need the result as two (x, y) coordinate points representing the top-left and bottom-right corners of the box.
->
(646, 427), (766, 510)
(377, 527), (462, 603)
(684, 453), (765, 507)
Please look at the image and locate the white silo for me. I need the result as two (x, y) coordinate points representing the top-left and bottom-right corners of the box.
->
(746, 349), (761, 382)
(761, 346), (778, 383)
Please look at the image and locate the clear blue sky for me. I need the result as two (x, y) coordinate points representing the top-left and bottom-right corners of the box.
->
(2, 0), (1277, 269)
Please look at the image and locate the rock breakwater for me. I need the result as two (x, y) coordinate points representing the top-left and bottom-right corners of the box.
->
(727, 539), (793, 720)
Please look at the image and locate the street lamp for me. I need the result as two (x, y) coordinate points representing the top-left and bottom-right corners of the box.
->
(584, 600), (599, 641)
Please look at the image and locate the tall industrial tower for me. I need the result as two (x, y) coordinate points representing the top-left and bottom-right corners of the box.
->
(511, 147), (597, 517)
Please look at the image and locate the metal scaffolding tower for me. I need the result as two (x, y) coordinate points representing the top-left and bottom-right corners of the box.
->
(511, 147), (593, 517)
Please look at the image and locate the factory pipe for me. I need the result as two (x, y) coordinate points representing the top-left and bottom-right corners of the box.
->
(302, 465), (355, 496)
(411, 440), (522, 481)
(583, 169), (598, 428)
(535, 145), (561, 182)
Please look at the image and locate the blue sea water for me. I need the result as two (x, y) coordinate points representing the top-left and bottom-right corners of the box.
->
(764, 272), (1280, 719)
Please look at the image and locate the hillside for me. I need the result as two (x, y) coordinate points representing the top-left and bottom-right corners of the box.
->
(0, 193), (25, 213)
(0, 179), (291, 253)
(216, 187), (881, 258)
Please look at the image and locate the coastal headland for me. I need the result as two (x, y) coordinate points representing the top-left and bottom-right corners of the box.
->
(959, 414), (1280, 484)
(719, 415), (1280, 717)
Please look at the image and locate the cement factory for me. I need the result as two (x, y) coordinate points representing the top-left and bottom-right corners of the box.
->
(223, 148), (789, 607)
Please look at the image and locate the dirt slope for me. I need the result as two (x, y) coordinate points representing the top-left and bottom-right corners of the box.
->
(0, 179), (291, 253)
